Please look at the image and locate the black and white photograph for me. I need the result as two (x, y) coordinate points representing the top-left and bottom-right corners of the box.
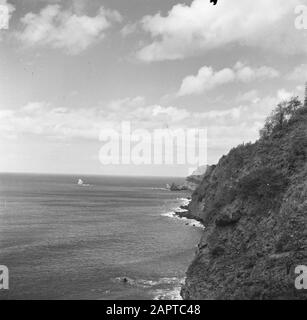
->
(0, 0), (306, 303)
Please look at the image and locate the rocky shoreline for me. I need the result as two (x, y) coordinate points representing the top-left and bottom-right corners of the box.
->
(162, 197), (205, 229)
(173, 204), (204, 225)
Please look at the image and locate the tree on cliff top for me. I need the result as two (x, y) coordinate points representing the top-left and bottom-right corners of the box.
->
(260, 97), (303, 139)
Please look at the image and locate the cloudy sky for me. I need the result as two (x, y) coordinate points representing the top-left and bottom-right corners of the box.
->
(0, 0), (306, 176)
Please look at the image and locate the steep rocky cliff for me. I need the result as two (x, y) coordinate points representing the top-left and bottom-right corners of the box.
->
(181, 98), (307, 300)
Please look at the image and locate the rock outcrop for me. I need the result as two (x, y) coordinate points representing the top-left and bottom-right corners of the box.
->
(168, 183), (189, 191)
(184, 166), (208, 191)
(168, 165), (208, 192)
(181, 99), (307, 300)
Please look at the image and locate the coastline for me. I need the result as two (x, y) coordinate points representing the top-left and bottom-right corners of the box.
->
(158, 195), (205, 300)
(161, 197), (205, 230)
(101, 192), (203, 301)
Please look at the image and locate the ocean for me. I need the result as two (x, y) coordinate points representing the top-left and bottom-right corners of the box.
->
(0, 173), (203, 300)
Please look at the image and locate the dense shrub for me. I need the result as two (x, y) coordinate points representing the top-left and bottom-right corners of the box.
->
(227, 143), (254, 168)
(237, 167), (289, 201)
(212, 186), (237, 210)
(287, 132), (307, 172)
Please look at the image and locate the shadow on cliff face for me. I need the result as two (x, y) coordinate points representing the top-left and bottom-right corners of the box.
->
(182, 97), (307, 300)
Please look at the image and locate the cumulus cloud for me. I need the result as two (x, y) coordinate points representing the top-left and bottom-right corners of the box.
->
(16, 4), (122, 54)
(234, 62), (280, 82)
(1, 88), (302, 164)
(0, 88), (296, 142)
(137, 0), (304, 61)
(286, 64), (307, 82)
(236, 90), (260, 103)
(178, 67), (235, 96)
(277, 89), (294, 101)
(120, 22), (138, 37)
(178, 62), (279, 96)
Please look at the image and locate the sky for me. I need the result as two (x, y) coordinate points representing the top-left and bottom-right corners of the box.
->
(0, 0), (306, 177)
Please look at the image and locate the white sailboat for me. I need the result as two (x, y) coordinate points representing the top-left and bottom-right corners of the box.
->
(77, 178), (90, 187)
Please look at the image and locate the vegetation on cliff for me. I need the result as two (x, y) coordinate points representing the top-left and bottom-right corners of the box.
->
(182, 96), (307, 300)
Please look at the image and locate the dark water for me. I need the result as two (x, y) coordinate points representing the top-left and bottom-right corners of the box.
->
(0, 173), (202, 300)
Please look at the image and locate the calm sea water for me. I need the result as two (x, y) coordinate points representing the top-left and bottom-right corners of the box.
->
(0, 173), (202, 300)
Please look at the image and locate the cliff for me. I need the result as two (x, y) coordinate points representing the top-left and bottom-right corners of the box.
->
(181, 98), (307, 300)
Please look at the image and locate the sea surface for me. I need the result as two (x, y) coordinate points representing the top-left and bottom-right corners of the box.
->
(0, 173), (203, 300)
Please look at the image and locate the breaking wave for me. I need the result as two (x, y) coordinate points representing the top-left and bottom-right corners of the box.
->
(161, 198), (204, 229)
(113, 276), (185, 300)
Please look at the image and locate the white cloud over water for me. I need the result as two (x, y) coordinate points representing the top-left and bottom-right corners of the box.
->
(0, 89), (297, 152)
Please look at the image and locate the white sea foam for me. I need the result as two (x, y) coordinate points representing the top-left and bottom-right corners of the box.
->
(161, 198), (204, 229)
(150, 187), (170, 191)
(177, 198), (191, 206)
(152, 277), (185, 300)
(153, 286), (183, 300)
(175, 207), (189, 213)
(113, 276), (185, 300)
(161, 211), (177, 219)
(114, 276), (182, 288)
